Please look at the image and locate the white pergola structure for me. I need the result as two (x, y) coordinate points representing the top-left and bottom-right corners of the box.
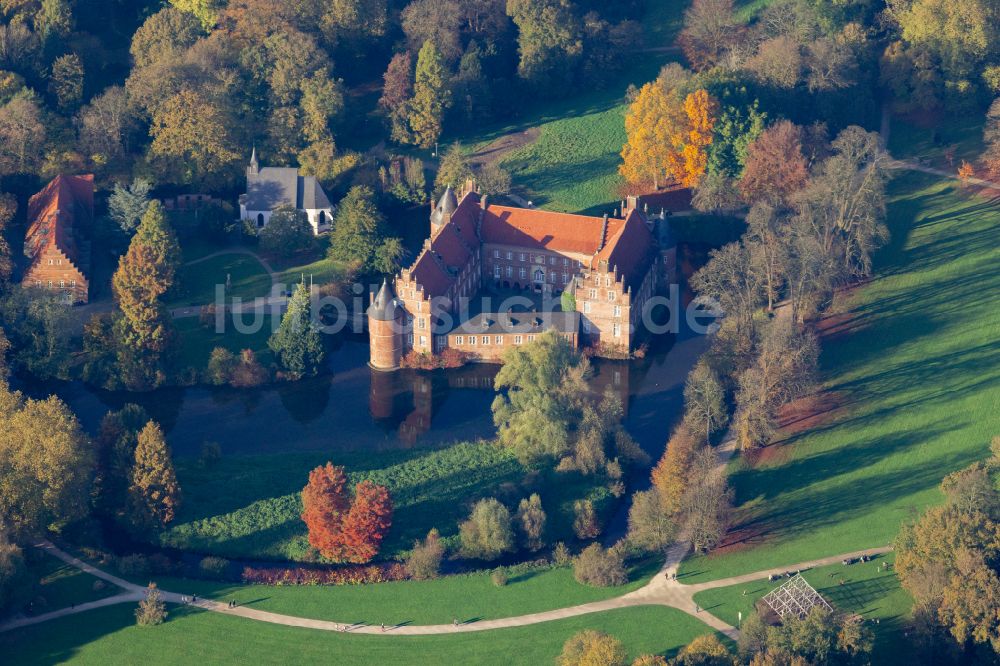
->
(760, 574), (833, 620)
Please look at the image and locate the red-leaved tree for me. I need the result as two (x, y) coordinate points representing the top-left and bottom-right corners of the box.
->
(301, 464), (393, 563)
(301, 463), (350, 558)
(339, 481), (394, 563)
(739, 120), (809, 205)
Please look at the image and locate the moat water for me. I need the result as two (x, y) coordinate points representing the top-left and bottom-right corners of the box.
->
(17, 322), (709, 462)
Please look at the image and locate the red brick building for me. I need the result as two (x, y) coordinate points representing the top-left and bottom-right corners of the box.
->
(368, 183), (674, 370)
(22, 174), (94, 304)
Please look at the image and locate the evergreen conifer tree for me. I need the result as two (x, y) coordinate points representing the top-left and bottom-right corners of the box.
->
(268, 282), (325, 379)
(407, 40), (450, 148)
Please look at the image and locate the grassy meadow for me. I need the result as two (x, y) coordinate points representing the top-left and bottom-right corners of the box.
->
(679, 170), (1000, 582)
(170, 253), (272, 309)
(693, 555), (914, 665)
(160, 441), (614, 562)
(0, 604), (722, 666)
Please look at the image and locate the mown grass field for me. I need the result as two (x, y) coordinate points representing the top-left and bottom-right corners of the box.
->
(1, 604), (721, 666)
(24, 552), (120, 614)
(137, 558), (659, 628)
(679, 170), (1000, 582)
(170, 253), (272, 308)
(160, 441), (614, 562)
(173, 314), (277, 372)
(692, 554), (915, 665)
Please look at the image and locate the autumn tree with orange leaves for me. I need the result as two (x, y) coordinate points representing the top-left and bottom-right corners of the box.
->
(301, 462), (393, 563)
(339, 480), (394, 563)
(620, 83), (717, 191)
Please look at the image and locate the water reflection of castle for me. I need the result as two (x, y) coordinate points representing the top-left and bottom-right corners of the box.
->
(369, 360), (631, 445)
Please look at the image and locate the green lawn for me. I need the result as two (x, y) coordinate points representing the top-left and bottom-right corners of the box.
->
(159, 440), (615, 562)
(1, 604), (721, 666)
(24, 552), (120, 614)
(170, 253), (273, 308)
(174, 314), (277, 371)
(498, 106), (629, 214)
(679, 170), (1000, 582)
(142, 557), (658, 629)
(888, 113), (985, 170)
(692, 555), (915, 665)
(274, 255), (349, 291)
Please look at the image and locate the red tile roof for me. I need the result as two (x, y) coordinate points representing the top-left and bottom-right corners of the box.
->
(480, 205), (624, 256)
(402, 191), (656, 298)
(593, 209), (656, 291)
(24, 174), (94, 271)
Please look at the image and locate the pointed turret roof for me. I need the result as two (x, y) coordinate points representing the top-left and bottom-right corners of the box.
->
(438, 186), (457, 214)
(368, 278), (399, 321)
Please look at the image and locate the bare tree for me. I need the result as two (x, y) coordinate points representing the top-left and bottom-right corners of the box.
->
(691, 241), (763, 348)
(681, 447), (733, 552)
(683, 360), (728, 444)
(745, 202), (790, 311)
(793, 126), (888, 280)
(733, 318), (818, 450)
(678, 0), (745, 71)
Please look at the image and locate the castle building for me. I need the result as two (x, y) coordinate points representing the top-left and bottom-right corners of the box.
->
(239, 148), (333, 234)
(367, 183), (674, 370)
(22, 174), (93, 304)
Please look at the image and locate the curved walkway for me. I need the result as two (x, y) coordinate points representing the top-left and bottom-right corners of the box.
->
(0, 536), (890, 639)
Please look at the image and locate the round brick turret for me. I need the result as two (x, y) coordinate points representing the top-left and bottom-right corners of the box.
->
(368, 278), (404, 370)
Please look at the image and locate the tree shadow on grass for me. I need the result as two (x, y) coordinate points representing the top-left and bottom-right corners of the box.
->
(726, 420), (969, 550)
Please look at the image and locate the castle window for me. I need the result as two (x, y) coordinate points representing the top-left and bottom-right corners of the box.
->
(583, 320), (591, 333)
(435, 336), (446, 351)
(584, 301), (592, 314)
(519, 253), (526, 262)
(514, 335), (523, 344)
(494, 266), (501, 279)
(257, 213), (265, 227)
(57, 259), (62, 265)
(481, 336), (490, 346)
(59, 280), (65, 288)
(70, 281), (75, 288)
(614, 305), (621, 317)
(527, 335), (535, 342)
(495, 336), (503, 345)
(419, 335), (427, 346)
(48, 259), (54, 265)
(456, 336), (464, 345)
(469, 336), (476, 345)
(519, 267), (527, 279)
(548, 256), (555, 265)
(605, 277), (612, 287)
(47, 281), (53, 288)
(506, 265), (512, 277)
(562, 257), (568, 266)
(493, 249), (500, 258)
(506, 251), (512, 260)
(589, 289), (596, 299)
(608, 291), (616, 301)
(417, 317), (425, 329)
(613, 324), (621, 337)
(407, 333), (414, 345)
(562, 273), (568, 283)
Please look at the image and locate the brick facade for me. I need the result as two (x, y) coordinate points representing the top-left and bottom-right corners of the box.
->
(368, 185), (672, 368)
(22, 175), (93, 305)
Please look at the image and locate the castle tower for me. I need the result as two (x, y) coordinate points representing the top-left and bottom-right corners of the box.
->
(368, 278), (404, 370)
(430, 186), (458, 236)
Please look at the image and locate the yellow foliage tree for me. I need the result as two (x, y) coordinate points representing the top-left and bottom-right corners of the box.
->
(620, 84), (717, 191)
(620, 82), (680, 190)
(681, 89), (718, 188)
